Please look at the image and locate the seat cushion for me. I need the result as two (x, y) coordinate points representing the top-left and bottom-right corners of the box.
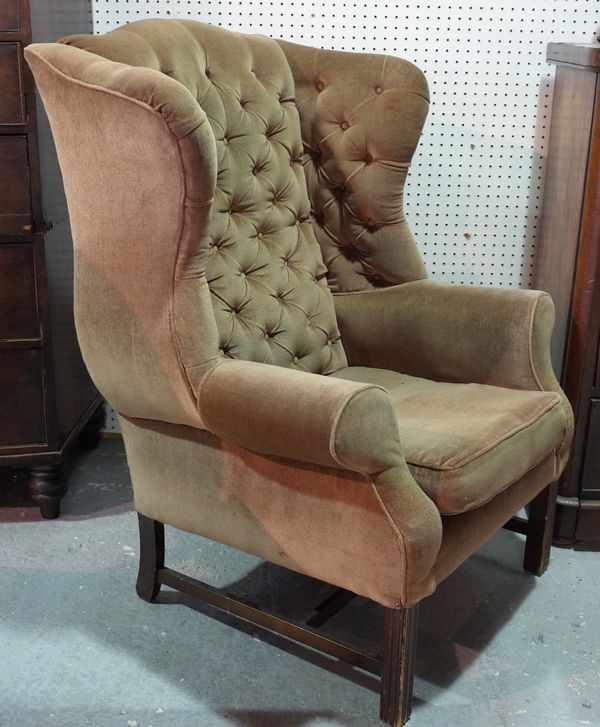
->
(331, 366), (566, 514)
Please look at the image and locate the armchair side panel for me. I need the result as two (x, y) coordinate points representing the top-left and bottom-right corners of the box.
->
(25, 44), (220, 427)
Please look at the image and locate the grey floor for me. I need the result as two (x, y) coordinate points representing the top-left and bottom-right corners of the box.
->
(0, 440), (598, 727)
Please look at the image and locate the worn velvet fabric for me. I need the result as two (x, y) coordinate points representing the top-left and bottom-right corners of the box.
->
(59, 20), (348, 376)
(25, 18), (573, 609)
(332, 367), (564, 514)
(278, 40), (429, 292)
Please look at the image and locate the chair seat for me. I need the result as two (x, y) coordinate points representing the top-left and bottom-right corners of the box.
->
(331, 367), (566, 514)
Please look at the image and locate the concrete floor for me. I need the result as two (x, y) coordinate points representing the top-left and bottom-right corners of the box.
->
(0, 439), (598, 727)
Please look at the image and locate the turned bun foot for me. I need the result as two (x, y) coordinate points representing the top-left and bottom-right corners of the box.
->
(27, 463), (66, 519)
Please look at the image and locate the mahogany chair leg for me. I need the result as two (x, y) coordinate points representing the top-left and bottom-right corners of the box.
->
(523, 481), (558, 576)
(136, 514), (164, 602)
(380, 605), (419, 727)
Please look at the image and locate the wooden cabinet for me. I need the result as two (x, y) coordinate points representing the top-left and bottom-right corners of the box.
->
(0, 0), (102, 518)
(535, 43), (600, 543)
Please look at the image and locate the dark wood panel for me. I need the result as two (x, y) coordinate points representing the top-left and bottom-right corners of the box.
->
(0, 243), (39, 339)
(0, 42), (24, 124)
(0, 1), (20, 32)
(533, 66), (597, 376)
(0, 135), (31, 237)
(595, 333), (600, 390)
(560, 77), (600, 495)
(0, 347), (46, 446)
(548, 43), (600, 72)
(581, 400), (600, 497)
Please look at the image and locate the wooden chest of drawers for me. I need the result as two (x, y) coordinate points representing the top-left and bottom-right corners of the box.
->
(0, 0), (101, 518)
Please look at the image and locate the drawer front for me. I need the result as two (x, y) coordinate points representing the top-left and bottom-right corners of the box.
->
(581, 399), (600, 498)
(0, 348), (47, 446)
(0, 2), (19, 32)
(0, 135), (31, 237)
(0, 43), (24, 125)
(0, 243), (39, 340)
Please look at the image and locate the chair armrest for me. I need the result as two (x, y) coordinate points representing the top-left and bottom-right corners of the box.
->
(199, 358), (443, 604)
(334, 279), (561, 393)
(199, 359), (406, 475)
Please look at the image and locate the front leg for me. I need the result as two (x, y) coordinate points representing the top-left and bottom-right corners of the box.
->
(380, 605), (419, 726)
(136, 514), (164, 601)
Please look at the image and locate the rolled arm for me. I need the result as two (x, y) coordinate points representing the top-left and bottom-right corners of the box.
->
(199, 358), (406, 474)
(334, 279), (562, 393)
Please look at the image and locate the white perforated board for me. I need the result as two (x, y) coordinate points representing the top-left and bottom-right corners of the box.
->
(91, 1), (599, 432)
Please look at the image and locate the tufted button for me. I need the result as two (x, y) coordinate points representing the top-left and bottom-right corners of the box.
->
(340, 120), (349, 130)
(252, 166), (259, 175)
(293, 356), (299, 364)
(327, 340), (333, 347)
(240, 272), (246, 279)
(375, 85), (383, 94)
(223, 137), (229, 145)
(256, 232), (263, 239)
(316, 81), (325, 92)
(364, 153), (373, 164)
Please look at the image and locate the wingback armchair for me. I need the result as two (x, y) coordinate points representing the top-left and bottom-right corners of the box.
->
(25, 19), (572, 726)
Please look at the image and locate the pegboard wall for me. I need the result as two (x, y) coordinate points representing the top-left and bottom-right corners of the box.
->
(91, 1), (598, 432)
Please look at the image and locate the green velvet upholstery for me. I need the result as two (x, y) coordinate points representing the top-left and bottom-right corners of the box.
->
(60, 20), (348, 376)
(24, 19), (572, 613)
(278, 40), (429, 292)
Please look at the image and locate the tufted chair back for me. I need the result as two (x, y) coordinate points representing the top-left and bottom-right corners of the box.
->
(61, 20), (348, 376)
